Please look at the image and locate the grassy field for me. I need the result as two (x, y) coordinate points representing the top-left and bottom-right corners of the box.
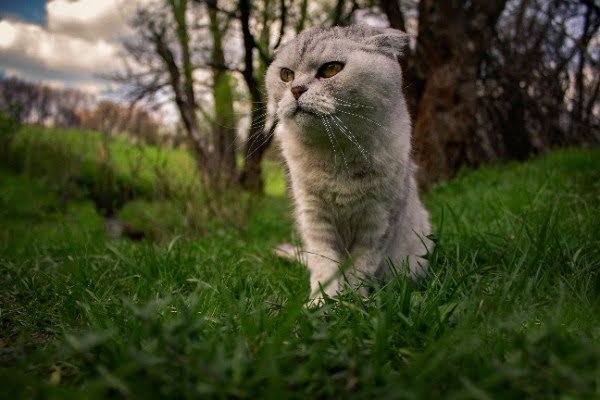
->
(0, 124), (599, 398)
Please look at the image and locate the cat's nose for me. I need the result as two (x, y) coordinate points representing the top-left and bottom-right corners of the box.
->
(291, 85), (307, 100)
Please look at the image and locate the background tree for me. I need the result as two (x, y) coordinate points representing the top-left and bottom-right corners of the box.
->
(381, 0), (599, 186)
(0, 77), (93, 127)
(116, 0), (279, 192)
(117, 0), (368, 193)
(116, 1), (215, 187)
(206, 0), (238, 187)
(0, 77), (162, 145)
(113, 0), (597, 191)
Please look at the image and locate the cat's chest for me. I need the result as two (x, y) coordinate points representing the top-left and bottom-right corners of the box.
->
(314, 174), (379, 208)
(322, 185), (389, 250)
(297, 169), (395, 248)
(295, 162), (392, 218)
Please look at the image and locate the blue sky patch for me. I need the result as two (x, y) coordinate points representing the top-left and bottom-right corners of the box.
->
(0, 0), (46, 24)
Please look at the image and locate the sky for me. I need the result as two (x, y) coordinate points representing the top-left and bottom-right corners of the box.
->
(0, 0), (46, 24)
(0, 0), (145, 95)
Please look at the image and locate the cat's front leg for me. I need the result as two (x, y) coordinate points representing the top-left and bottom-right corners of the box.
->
(305, 247), (342, 304)
(346, 247), (384, 295)
(299, 210), (343, 304)
(345, 207), (390, 294)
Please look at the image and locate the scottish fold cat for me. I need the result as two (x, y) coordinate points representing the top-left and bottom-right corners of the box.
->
(266, 25), (433, 303)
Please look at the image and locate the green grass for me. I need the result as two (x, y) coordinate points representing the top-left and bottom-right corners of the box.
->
(1, 124), (287, 200)
(0, 123), (599, 398)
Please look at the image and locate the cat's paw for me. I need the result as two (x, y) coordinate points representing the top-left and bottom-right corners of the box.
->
(308, 277), (341, 306)
(305, 295), (326, 308)
(408, 256), (429, 280)
(273, 243), (306, 264)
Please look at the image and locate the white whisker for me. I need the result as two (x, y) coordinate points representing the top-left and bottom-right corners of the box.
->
(219, 111), (270, 155)
(336, 109), (390, 132)
(331, 114), (371, 164)
(246, 113), (270, 128)
(210, 109), (268, 131)
(331, 95), (373, 109)
(320, 115), (339, 166)
(244, 130), (274, 161)
(242, 118), (268, 129)
(322, 115), (350, 175)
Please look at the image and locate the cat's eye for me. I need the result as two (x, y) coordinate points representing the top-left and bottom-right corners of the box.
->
(317, 62), (344, 78)
(280, 68), (294, 82)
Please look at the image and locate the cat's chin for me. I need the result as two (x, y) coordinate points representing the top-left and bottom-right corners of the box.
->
(292, 107), (319, 118)
(284, 109), (320, 129)
(281, 108), (334, 146)
(295, 113), (321, 129)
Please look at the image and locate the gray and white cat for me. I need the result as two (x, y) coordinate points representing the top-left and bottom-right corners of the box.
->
(265, 25), (433, 303)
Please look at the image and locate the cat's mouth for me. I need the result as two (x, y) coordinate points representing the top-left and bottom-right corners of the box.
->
(292, 105), (330, 122)
(292, 105), (316, 116)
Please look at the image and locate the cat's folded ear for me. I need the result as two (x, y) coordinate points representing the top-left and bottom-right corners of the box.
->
(364, 28), (410, 59)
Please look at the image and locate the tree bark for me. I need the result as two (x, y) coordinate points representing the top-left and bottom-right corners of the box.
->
(208, 0), (238, 188)
(152, 25), (209, 174)
(570, 4), (595, 142)
(411, 0), (507, 187)
(237, 0), (273, 193)
(379, 0), (405, 31)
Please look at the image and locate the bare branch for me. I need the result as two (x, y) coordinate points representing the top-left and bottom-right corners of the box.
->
(273, 0), (287, 49)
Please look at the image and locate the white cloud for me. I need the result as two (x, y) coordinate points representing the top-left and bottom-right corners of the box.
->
(46, 0), (150, 41)
(0, 0), (154, 95)
(0, 20), (118, 73)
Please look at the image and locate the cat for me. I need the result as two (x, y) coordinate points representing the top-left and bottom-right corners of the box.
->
(265, 25), (433, 304)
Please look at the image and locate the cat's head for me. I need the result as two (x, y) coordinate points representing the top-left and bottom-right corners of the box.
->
(266, 25), (408, 146)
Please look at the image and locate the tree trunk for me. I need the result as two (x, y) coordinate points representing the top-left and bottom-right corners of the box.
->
(570, 4), (595, 144)
(237, 0), (273, 193)
(208, 0), (237, 188)
(240, 115), (275, 192)
(411, 0), (507, 187)
(380, 0), (405, 31)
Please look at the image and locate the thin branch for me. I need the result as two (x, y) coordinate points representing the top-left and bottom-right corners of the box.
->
(203, 61), (244, 74)
(273, 0), (287, 49)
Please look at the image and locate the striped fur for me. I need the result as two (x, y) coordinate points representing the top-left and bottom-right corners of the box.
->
(266, 25), (433, 303)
